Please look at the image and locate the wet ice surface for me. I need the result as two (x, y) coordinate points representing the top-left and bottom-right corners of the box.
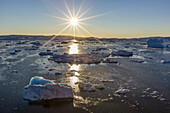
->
(0, 38), (170, 113)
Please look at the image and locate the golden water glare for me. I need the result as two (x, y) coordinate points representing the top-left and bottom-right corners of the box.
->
(70, 64), (80, 71)
(69, 43), (79, 54)
(69, 64), (80, 92)
(69, 76), (79, 92)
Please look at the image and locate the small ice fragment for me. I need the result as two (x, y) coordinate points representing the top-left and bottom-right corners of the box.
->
(55, 72), (62, 75)
(49, 69), (55, 71)
(101, 80), (114, 83)
(39, 52), (53, 56)
(160, 60), (170, 64)
(151, 91), (159, 95)
(112, 50), (133, 57)
(94, 83), (105, 90)
(103, 58), (118, 63)
(115, 88), (129, 94)
(78, 82), (96, 92)
(12, 70), (18, 73)
(10, 52), (16, 55)
(130, 59), (144, 63)
(15, 49), (21, 52)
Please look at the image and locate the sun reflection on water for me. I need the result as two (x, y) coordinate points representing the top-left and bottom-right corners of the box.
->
(69, 40), (79, 54)
(69, 64), (81, 92)
(69, 76), (79, 92)
(70, 64), (80, 71)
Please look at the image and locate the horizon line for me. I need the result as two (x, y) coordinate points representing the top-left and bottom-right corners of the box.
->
(0, 34), (170, 39)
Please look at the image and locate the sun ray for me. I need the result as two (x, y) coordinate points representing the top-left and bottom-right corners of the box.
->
(77, 6), (93, 19)
(78, 24), (112, 51)
(43, 24), (71, 47)
(58, 22), (70, 26)
(77, 24), (91, 36)
(43, 13), (70, 21)
(79, 22), (89, 26)
(42, 0), (111, 52)
(56, 8), (71, 20)
(75, 0), (84, 18)
(79, 13), (106, 21)
(75, 25), (88, 43)
(64, 0), (73, 18)
(73, 0), (75, 17)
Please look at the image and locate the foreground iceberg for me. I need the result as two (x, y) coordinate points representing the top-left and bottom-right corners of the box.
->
(23, 76), (73, 101)
(147, 39), (168, 48)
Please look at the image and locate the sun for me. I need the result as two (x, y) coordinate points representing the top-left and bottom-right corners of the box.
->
(70, 18), (78, 26)
(42, 0), (106, 46)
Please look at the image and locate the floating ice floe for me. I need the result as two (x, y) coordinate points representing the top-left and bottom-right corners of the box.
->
(103, 58), (118, 63)
(151, 91), (159, 95)
(94, 83), (105, 90)
(112, 50), (133, 57)
(101, 79), (114, 83)
(130, 59), (145, 63)
(12, 70), (18, 73)
(23, 76), (73, 101)
(49, 53), (110, 64)
(39, 52), (53, 56)
(115, 88), (129, 94)
(160, 60), (170, 64)
(16, 41), (26, 45)
(10, 52), (16, 55)
(15, 49), (21, 52)
(30, 41), (42, 46)
(78, 82), (96, 92)
(92, 47), (108, 51)
(147, 39), (168, 48)
(25, 46), (39, 50)
(55, 72), (62, 75)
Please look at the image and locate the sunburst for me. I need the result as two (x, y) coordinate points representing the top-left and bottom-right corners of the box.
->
(43, 0), (106, 46)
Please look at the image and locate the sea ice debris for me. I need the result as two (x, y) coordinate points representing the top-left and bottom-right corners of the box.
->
(160, 60), (170, 64)
(78, 82), (96, 92)
(94, 83), (105, 90)
(112, 50), (133, 57)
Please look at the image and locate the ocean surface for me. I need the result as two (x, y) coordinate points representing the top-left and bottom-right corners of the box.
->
(0, 38), (170, 113)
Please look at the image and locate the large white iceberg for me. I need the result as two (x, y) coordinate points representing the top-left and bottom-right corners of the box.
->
(23, 76), (73, 101)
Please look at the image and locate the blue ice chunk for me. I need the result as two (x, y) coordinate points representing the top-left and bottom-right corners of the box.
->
(29, 76), (54, 86)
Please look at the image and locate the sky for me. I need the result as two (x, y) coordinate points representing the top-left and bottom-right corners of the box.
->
(0, 0), (170, 38)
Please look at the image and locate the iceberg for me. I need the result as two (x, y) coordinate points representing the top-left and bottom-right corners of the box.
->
(147, 39), (168, 48)
(23, 76), (73, 101)
(160, 60), (170, 64)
